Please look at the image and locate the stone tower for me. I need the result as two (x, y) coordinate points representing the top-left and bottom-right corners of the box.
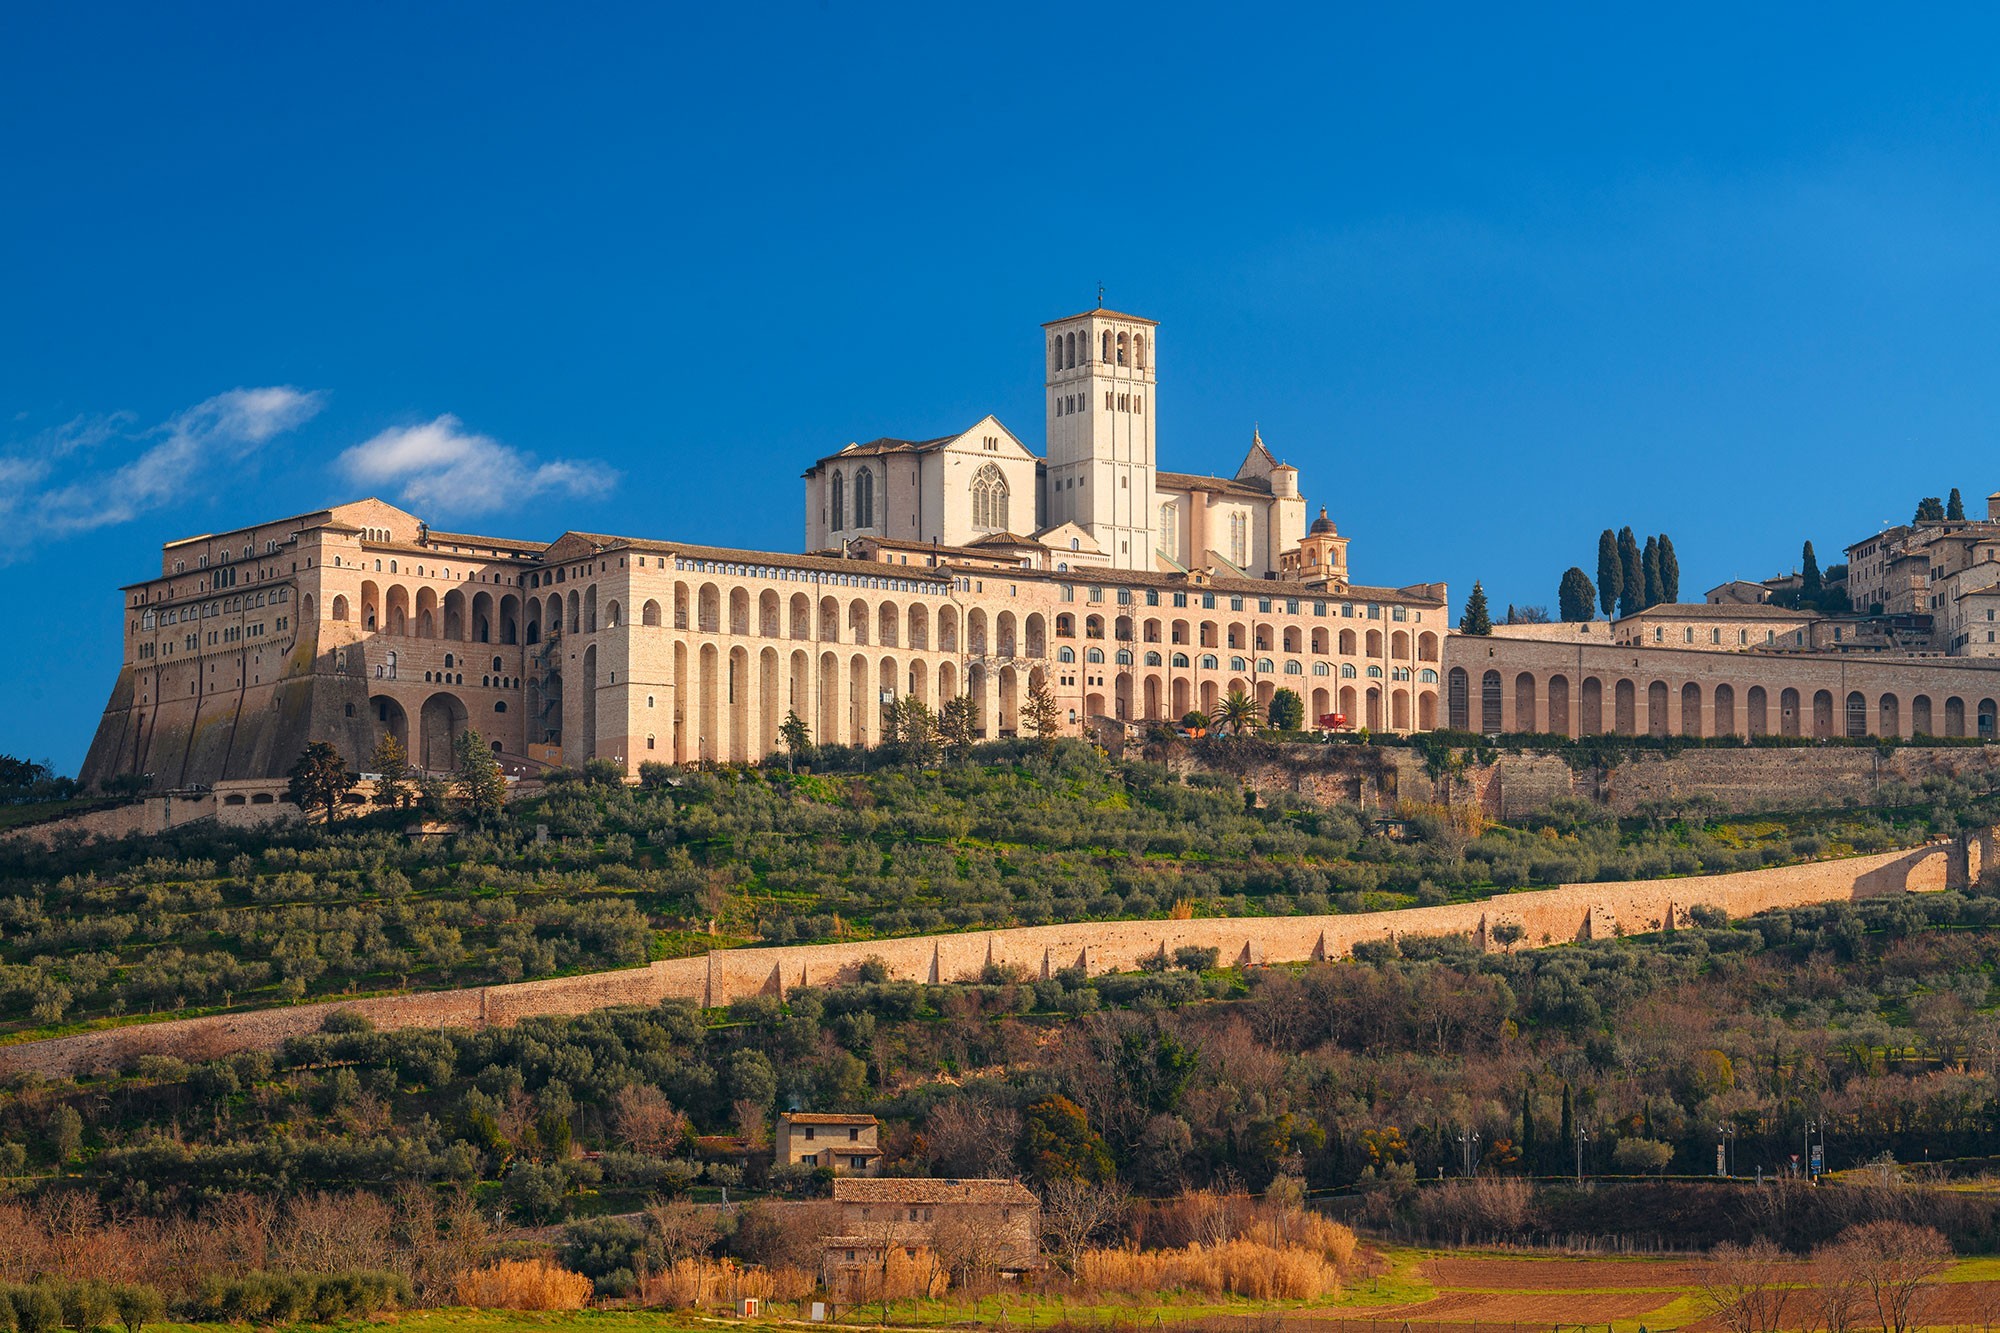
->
(1042, 304), (1157, 570)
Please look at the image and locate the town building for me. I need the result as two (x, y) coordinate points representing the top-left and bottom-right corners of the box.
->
(774, 1112), (881, 1176)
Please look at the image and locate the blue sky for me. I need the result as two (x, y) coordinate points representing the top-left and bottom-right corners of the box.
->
(7, 4), (2000, 769)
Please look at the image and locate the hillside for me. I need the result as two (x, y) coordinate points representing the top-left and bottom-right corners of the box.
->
(0, 741), (1974, 1043)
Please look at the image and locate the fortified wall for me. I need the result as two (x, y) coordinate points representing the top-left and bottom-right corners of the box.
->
(1211, 743), (2000, 819)
(3, 833), (1977, 1081)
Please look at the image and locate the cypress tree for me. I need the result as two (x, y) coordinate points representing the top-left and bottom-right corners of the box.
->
(1596, 529), (1621, 618)
(1801, 541), (1823, 600)
(1617, 527), (1643, 618)
(1459, 581), (1492, 635)
(1642, 536), (1663, 609)
(1521, 1082), (1537, 1175)
(1558, 567), (1596, 623)
(1658, 534), (1680, 602)
(1948, 487), (1967, 521)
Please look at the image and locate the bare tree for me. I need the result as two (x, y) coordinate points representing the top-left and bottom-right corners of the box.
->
(1693, 1238), (1794, 1333)
(612, 1084), (689, 1156)
(1832, 1220), (1951, 1333)
(1038, 1176), (1129, 1272)
(1805, 1242), (1867, 1333)
(921, 1099), (1023, 1179)
(270, 1190), (395, 1273)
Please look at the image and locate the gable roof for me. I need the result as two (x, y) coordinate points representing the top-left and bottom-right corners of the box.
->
(833, 1178), (1037, 1206)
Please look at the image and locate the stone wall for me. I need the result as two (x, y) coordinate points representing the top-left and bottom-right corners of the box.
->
(4, 833), (1979, 1082)
(1220, 743), (2000, 818)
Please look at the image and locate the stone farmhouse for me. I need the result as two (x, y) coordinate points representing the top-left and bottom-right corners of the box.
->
(774, 1112), (881, 1176)
(821, 1177), (1041, 1296)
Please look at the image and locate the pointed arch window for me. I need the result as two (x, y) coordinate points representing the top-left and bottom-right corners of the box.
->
(1158, 502), (1178, 557)
(854, 467), (875, 529)
(1229, 512), (1248, 568)
(972, 462), (1010, 530)
(830, 471), (846, 531)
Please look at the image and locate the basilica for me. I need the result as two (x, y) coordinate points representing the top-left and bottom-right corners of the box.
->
(82, 303), (1450, 788)
(802, 306), (1310, 577)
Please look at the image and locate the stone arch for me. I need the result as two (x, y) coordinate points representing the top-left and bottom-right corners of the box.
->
(526, 597), (543, 644)
(1714, 682), (1736, 736)
(729, 587), (750, 636)
(1680, 682), (1702, 737)
(790, 592), (812, 639)
(416, 586), (438, 638)
(699, 584), (721, 633)
(699, 643), (721, 760)
(968, 608), (988, 655)
(1417, 631), (1439, 662)
(444, 588), (467, 639)
(580, 644), (599, 759)
(643, 599), (663, 627)
(418, 691), (468, 770)
(1514, 672), (1537, 732)
(938, 605), (960, 652)
(1418, 690), (1437, 729)
(997, 610), (1018, 657)
(1614, 679), (1636, 734)
(729, 645), (751, 761)
(1780, 687), (1802, 737)
(1747, 685), (1768, 736)
(848, 598), (870, 645)
(369, 694), (409, 754)
(1339, 628), (1358, 655)
(1391, 630), (1410, 659)
(908, 602), (929, 650)
(1878, 692), (1900, 737)
(819, 595), (841, 641)
(1982, 698), (1999, 739)
(1813, 689), (1836, 739)
(386, 584), (410, 635)
(470, 590), (492, 642)
(566, 589), (581, 635)
(1027, 611), (1048, 657)
(1846, 690), (1868, 738)
(1580, 676), (1603, 733)
(816, 650), (840, 746)
(330, 594), (347, 622)
(760, 589), (781, 637)
(1546, 674), (1571, 736)
(1480, 670), (1502, 733)
(1913, 694), (1934, 736)
(1446, 667), (1470, 730)
(879, 601), (901, 648)
(604, 599), (621, 629)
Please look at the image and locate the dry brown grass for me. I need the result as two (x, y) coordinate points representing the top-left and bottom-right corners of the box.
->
(646, 1256), (818, 1308)
(453, 1259), (593, 1310)
(1244, 1210), (1358, 1270)
(1079, 1238), (1340, 1301)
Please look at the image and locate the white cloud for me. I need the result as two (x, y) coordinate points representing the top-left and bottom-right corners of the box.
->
(0, 387), (323, 550)
(338, 414), (615, 514)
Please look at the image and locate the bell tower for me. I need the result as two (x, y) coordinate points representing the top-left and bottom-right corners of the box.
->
(1042, 303), (1157, 569)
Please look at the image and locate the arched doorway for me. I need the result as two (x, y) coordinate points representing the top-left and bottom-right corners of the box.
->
(369, 694), (409, 756)
(419, 692), (468, 770)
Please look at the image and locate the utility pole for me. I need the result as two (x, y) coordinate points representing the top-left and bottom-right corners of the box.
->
(1574, 1125), (1590, 1184)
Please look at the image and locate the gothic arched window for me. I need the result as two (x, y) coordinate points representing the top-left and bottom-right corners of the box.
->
(972, 463), (1009, 530)
(854, 467), (875, 529)
(830, 471), (846, 531)
(1229, 512), (1248, 568)
(1065, 332), (1076, 368)
(1117, 332), (1128, 365)
(1158, 502), (1178, 557)
(1101, 330), (1112, 361)
(1135, 334), (1146, 369)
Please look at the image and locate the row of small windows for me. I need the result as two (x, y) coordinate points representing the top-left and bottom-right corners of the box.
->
(1048, 645), (1437, 680)
(1050, 329), (1148, 372)
(140, 587), (290, 631)
(670, 558), (948, 595)
(1054, 585), (1420, 621)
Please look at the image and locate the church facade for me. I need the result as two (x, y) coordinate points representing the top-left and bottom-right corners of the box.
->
(803, 306), (1306, 578)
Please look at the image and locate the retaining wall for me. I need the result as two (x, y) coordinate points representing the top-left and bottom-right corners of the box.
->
(3, 832), (1980, 1082)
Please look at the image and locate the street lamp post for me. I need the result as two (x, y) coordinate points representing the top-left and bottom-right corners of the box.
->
(1457, 1130), (1482, 1178)
(1574, 1125), (1590, 1184)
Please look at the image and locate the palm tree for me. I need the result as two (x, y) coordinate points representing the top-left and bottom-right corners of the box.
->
(1217, 688), (1261, 737)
